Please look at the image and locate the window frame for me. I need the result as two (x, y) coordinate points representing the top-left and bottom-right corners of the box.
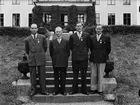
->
(0, 0), (4, 5)
(123, 13), (131, 25)
(107, 0), (115, 5)
(123, 0), (131, 5)
(12, 13), (20, 27)
(12, 0), (20, 5)
(108, 13), (115, 25)
(96, 13), (100, 25)
(0, 13), (4, 26)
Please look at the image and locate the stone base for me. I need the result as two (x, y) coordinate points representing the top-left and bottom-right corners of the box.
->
(103, 78), (117, 94)
(103, 78), (117, 101)
(12, 79), (31, 102)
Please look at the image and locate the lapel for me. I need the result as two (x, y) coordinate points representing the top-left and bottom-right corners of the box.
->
(28, 35), (36, 46)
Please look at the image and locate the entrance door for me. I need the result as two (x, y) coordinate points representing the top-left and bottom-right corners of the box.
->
(61, 14), (68, 27)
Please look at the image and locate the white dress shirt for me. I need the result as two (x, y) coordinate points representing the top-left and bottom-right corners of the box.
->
(96, 33), (102, 41)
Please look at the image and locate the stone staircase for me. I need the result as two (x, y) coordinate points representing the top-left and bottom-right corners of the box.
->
(32, 56), (103, 103)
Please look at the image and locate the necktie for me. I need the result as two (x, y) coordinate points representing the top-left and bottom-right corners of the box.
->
(57, 38), (61, 43)
(78, 32), (81, 39)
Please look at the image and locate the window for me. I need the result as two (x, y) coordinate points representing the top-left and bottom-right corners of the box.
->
(0, 14), (4, 26)
(0, 0), (4, 5)
(107, 0), (115, 5)
(96, 13), (100, 25)
(78, 14), (84, 23)
(108, 13), (115, 25)
(12, 0), (20, 5)
(12, 14), (20, 27)
(43, 13), (51, 24)
(123, 0), (131, 5)
(123, 13), (131, 25)
(28, 0), (36, 5)
(29, 14), (32, 27)
(95, 0), (100, 5)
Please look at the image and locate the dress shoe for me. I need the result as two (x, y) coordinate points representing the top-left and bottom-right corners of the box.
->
(69, 91), (78, 95)
(88, 90), (97, 94)
(41, 92), (49, 95)
(61, 92), (67, 96)
(96, 91), (103, 95)
(30, 91), (36, 97)
(82, 92), (89, 95)
(53, 92), (59, 95)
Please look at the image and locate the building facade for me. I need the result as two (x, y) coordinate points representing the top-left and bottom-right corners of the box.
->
(0, 0), (140, 27)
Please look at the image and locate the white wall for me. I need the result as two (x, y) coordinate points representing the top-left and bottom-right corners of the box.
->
(0, 0), (34, 27)
(137, 0), (140, 25)
(0, 0), (139, 27)
(95, 0), (138, 25)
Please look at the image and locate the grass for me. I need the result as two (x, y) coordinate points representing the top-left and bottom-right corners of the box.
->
(0, 34), (140, 104)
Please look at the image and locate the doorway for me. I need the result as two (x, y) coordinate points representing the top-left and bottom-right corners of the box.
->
(61, 14), (68, 27)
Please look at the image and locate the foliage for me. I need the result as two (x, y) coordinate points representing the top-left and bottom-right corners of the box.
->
(0, 27), (30, 37)
(85, 2), (96, 26)
(68, 5), (78, 31)
(32, 6), (43, 26)
(50, 5), (61, 31)
(103, 25), (140, 35)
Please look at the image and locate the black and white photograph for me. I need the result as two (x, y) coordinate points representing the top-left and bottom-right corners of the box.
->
(0, 0), (140, 105)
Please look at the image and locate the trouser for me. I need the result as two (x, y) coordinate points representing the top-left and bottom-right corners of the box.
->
(54, 67), (66, 93)
(90, 63), (106, 92)
(29, 65), (46, 93)
(73, 68), (87, 93)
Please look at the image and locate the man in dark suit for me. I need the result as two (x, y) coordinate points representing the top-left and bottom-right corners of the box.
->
(49, 26), (70, 95)
(69, 22), (90, 95)
(89, 24), (111, 94)
(24, 23), (49, 96)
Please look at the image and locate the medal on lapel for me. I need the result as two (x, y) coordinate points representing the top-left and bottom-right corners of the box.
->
(37, 39), (40, 43)
(100, 40), (102, 44)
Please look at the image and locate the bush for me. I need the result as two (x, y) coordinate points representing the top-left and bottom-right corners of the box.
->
(83, 25), (140, 35)
(0, 27), (31, 37)
(103, 25), (140, 35)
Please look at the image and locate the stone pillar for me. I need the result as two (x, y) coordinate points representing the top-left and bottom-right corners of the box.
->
(12, 79), (31, 102)
(102, 78), (117, 101)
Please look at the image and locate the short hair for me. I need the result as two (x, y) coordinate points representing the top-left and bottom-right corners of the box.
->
(30, 23), (38, 28)
(55, 26), (62, 32)
(76, 21), (83, 26)
(96, 24), (103, 28)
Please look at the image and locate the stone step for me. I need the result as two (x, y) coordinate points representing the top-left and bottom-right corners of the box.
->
(31, 94), (103, 103)
(36, 84), (91, 93)
(36, 71), (91, 77)
(36, 78), (90, 85)
(45, 66), (90, 71)
(46, 60), (91, 66)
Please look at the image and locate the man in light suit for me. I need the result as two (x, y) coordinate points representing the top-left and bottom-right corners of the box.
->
(24, 23), (49, 96)
(89, 24), (111, 94)
(69, 22), (90, 95)
(49, 26), (70, 95)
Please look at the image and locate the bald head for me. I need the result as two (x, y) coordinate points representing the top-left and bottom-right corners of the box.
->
(55, 26), (63, 38)
(30, 23), (38, 35)
(55, 26), (62, 32)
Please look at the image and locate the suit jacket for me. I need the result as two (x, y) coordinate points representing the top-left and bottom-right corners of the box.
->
(69, 32), (90, 61)
(49, 38), (70, 68)
(24, 34), (47, 66)
(89, 34), (111, 63)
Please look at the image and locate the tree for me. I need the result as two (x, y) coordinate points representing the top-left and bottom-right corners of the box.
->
(32, 6), (43, 26)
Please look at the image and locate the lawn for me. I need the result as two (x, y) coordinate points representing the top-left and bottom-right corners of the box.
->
(0, 34), (140, 105)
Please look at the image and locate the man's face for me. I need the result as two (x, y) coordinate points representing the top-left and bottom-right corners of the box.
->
(30, 24), (38, 35)
(55, 30), (62, 38)
(76, 23), (83, 32)
(96, 25), (103, 35)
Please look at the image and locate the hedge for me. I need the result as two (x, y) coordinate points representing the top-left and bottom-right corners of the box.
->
(0, 27), (31, 37)
(1, 25), (140, 37)
(84, 25), (140, 35)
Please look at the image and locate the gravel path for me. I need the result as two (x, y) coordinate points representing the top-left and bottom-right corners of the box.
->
(23, 101), (113, 105)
